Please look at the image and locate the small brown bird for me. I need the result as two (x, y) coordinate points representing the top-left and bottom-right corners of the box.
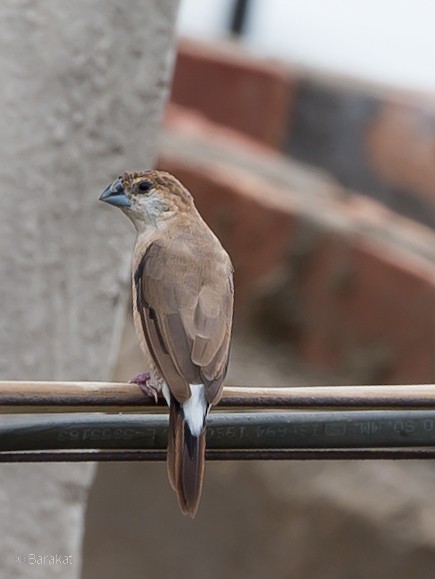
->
(100, 170), (233, 517)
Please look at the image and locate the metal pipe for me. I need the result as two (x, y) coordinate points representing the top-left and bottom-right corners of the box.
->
(1, 382), (435, 413)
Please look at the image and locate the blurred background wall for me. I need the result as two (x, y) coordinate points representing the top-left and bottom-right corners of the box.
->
(83, 2), (435, 579)
(179, 0), (435, 91)
(179, 0), (435, 228)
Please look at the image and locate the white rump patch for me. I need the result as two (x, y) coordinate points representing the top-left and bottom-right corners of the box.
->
(162, 384), (171, 407)
(182, 384), (207, 436)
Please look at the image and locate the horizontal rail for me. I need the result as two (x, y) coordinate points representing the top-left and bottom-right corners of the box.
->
(2, 411), (435, 454)
(2, 382), (435, 461)
(1, 448), (435, 462)
(1, 382), (435, 412)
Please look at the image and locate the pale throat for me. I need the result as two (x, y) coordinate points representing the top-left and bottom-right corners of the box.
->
(128, 214), (162, 237)
(125, 196), (173, 236)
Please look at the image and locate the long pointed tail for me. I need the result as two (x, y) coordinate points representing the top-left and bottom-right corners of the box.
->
(167, 399), (206, 518)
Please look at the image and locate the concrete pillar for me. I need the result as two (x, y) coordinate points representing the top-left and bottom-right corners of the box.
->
(0, 0), (179, 576)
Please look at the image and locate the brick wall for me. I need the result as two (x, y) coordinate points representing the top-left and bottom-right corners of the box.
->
(160, 38), (435, 384)
(172, 38), (435, 228)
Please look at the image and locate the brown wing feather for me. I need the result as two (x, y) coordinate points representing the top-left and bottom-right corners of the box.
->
(134, 237), (233, 405)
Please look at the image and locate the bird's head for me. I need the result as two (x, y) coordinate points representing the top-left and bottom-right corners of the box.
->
(99, 170), (194, 232)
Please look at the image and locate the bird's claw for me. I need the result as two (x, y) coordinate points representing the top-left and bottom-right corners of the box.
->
(129, 372), (159, 403)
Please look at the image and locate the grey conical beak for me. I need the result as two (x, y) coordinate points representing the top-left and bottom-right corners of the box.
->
(99, 178), (131, 208)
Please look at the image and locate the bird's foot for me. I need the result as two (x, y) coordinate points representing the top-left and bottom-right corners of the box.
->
(129, 372), (158, 403)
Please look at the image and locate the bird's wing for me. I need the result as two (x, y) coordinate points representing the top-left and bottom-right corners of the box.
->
(134, 240), (233, 404)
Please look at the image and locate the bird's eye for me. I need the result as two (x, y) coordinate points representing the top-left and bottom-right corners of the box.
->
(138, 181), (152, 193)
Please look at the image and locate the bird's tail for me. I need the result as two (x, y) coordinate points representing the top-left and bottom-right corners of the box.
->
(167, 398), (207, 518)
